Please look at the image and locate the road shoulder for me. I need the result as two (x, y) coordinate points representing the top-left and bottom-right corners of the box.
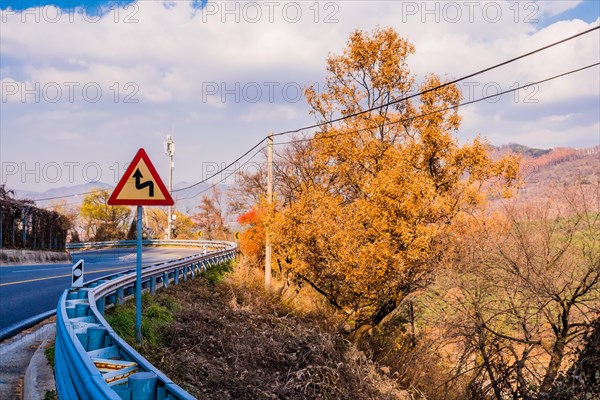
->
(0, 319), (56, 399)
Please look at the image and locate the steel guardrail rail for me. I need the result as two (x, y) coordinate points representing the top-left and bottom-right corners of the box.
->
(66, 239), (232, 250)
(55, 240), (237, 400)
(0, 309), (57, 342)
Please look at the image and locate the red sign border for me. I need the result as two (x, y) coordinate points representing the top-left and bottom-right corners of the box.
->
(108, 148), (174, 206)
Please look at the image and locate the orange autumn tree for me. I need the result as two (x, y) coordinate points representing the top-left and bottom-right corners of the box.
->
(237, 205), (266, 266)
(271, 27), (519, 341)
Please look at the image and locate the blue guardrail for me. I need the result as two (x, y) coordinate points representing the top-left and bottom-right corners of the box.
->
(55, 240), (236, 400)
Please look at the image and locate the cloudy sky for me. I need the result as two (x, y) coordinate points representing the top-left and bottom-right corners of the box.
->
(1, 0), (599, 194)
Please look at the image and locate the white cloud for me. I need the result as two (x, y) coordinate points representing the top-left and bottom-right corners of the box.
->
(1, 1), (598, 191)
(542, 113), (574, 123)
(239, 103), (299, 122)
(1, 78), (23, 103)
(48, 130), (83, 141)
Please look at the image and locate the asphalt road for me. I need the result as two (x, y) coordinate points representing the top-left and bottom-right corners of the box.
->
(0, 247), (201, 331)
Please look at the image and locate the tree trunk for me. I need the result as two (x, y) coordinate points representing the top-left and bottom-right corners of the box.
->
(348, 324), (373, 344)
(479, 339), (503, 399)
(540, 337), (566, 394)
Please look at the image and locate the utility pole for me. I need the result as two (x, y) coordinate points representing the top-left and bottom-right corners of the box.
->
(164, 135), (175, 240)
(265, 133), (273, 290)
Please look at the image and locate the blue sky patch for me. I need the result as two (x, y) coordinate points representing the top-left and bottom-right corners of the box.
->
(0, 0), (133, 10)
(0, 0), (207, 11)
(538, 1), (600, 28)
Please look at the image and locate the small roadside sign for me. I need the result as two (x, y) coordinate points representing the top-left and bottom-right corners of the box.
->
(108, 148), (174, 206)
(72, 259), (84, 288)
(234, 231), (240, 240)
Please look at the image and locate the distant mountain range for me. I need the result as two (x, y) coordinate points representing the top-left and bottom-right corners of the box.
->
(493, 143), (599, 161)
(14, 181), (232, 216)
(491, 144), (599, 202)
(14, 182), (114, 203)
(11, 143), (599, 213)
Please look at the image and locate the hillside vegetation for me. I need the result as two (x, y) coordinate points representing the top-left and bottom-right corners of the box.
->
(493, 144), (600, 202)
(108, 262), (410, 399)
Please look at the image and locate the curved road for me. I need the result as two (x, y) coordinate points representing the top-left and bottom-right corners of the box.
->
(0, 247), (202, 331)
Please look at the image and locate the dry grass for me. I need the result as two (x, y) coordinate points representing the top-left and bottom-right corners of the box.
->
(137, 259), (412, 399)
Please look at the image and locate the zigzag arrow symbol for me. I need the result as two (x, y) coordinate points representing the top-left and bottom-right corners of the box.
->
(133, 169), (154, 197)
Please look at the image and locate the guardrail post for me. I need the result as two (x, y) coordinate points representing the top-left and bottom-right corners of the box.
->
(163, 272), (169, 288)
(75, 303), (89, 317)
(116, 288), (124, 305)
(174, 268), (179, 285)
(150, 276), (156, 294)
(96, 297), (106, 315)
(183, 265), (188, 282)
(87, 327), (107, 351)
(129, 372), (157, 400)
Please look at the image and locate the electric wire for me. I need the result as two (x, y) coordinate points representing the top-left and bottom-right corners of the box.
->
(177, 61), (600, 201)
(168, 25), (600, 192)
(175, 145), (266, 201)
(273, 62), (600, 146)
(25, 25), (600, 203)
(271, 25), (600, 138)
(45, 145), (267, 205)
(172, 138), (268, 193)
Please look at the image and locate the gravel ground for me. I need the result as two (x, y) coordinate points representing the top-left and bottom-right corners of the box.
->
(0, 319), (55, 400)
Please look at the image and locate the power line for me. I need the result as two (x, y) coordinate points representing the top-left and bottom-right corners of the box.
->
(43, 145), (267, 205)
(172, 137), (267, 193)
(33, 139), (268, 202)
(25, 25), (600, 204)
(32, 189), (101, 203)
(271, 25), (599, 138)
(175, 145), (266, 200)
(273, 62), (600, 146)
(176, 62), (599, 192)
(175, 25), (600, 191)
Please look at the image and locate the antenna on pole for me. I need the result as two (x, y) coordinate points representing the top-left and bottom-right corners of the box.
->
(164, 133), (175, 240)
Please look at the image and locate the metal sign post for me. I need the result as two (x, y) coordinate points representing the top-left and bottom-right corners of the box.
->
(135, 205), (143, 343)
(108, 148), (174, 344)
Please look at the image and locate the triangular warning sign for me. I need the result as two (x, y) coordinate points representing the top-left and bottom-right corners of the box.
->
(108, 148), (174, 206)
